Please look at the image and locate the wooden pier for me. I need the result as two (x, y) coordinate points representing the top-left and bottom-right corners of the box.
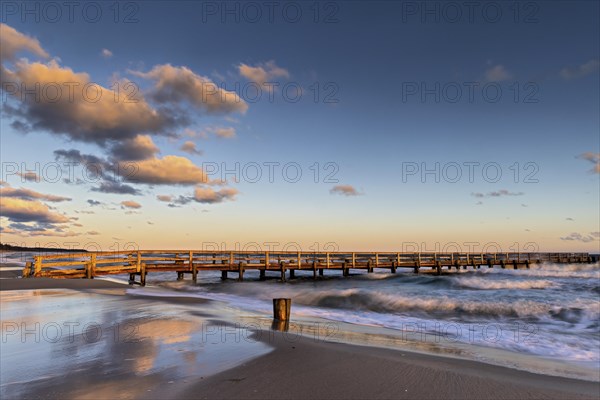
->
(21, 251), (594, 286)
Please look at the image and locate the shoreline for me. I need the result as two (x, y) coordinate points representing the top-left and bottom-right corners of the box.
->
(1, 271), (599, 399)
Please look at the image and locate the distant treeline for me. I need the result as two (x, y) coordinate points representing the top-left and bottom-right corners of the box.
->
(0, 243), (88, 252)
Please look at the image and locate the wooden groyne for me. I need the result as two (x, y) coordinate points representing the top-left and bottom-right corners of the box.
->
(21, 251), (594, 286)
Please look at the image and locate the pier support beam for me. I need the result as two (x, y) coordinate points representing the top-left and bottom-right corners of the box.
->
(221, 271), (228, 280)
(260, 269), (266, 280)
(140, 268), (146, 287)
(513, 260), (518, 270)
(367, 260), (373, 273)
(312, 261), (317, 279)
(129, 273), (136, 284)
(280, 262), (286, 282)
(319, 268), (324, 276)
(413, 262), (420, 274)
(500, 260), (506, 269)
(289, 269), (295, 279)
(525, 260), (530, 269)
(391, 261), (397, 274)
(238, 262), (245, 282)
(177, 272), (184, 281)
(435, 261), (442, 276)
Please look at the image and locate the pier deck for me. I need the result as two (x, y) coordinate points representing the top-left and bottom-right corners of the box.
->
(21, 251), (594, 286)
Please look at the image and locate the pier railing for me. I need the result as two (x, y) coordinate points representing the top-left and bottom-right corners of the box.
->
(22, 251), (593, 285)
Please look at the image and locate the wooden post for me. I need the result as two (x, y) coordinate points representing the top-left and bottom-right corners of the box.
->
(367, 259), (373, 273)
(500, 260), (506, 269)
(343, 263), (349, 277)
(375, 253), (379, 268)
(260, 269), (266, 280)
(352, 252), (356, 268)
(312, 261), (317, 279)
(525, 260), (530, 269)
(23, 262), (32, 278)
(221, 270), (228, 280)
(190, 251), (197, 283)
(34, 257), (42, 277)
(319, 268), (324, 276)
(273, 298), (291, 321)
(326, 252), (330, 269)
(136, 251), (141, 273)
(129, 273), (136, 284)
(435, 261), (442, 276)
(140, 263), (146, 286)
(265, 251), (270, 268)
(238, 262), (245, 281)
(391, 261), (397, 273)
(289, 269), (295, 279)
(280, 261), (286, 282)
(85, 262), (92, 279)
(297, 252), (301, 269)
(90, 254), (96, 278)
(513, 260), (518, 270)
(414, 261), (420, 274)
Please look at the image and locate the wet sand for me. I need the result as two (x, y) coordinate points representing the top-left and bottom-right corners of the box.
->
(1, 271), (598, 399)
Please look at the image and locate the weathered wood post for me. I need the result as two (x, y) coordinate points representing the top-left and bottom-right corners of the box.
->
(342, 261), (349, 277)
(129, 273), (136, 284)
(289, 268), (295, 279)
(367, 259), (373, 273)
(34, 256), (42, 277)
(280, 261), (286, 282)
(391, 261), (397, 273)
(312, 260), (317, 279)
(500, 260), (506, 269)
(525, 260), (530, 269)
(435, 261), (442, 276)
(177, 272), (184, 281)
(273, 298), (291, 320)
(414, 261), (420, 274)
(23, 262), (32, 278)
(90, 254), (96, 278)
(191, 251), (197, 283)
(140, 263), (147, 286)
(238, 262), (245, 282)
(513, 260), (518, 270)
(260, 269), (266, 280)
(221, 271), (228, 280)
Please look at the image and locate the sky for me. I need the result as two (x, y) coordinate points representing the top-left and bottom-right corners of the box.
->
(0, 1), (599, 253)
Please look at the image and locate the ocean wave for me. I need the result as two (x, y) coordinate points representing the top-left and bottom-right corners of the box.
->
(453, 276), (556, 290)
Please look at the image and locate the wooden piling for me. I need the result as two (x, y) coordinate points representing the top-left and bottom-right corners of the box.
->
(367, 259), (373, 273)
(238, 262), (245, 281)
(260, 269), (266, 280)
(221, 271), (227, 280)
(273, 298), (291, 321)
(289, 269), (295, 279)
(280, 261), (286, 282)
(129, 273), (136, 284)
(177, 272), (184, 281)
(435, 261), (442, 276)
(190, 251), (197, 283)
(140, 264), (146, 286)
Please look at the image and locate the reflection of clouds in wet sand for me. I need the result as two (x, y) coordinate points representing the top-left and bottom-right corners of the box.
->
(0, 289), (271, 399)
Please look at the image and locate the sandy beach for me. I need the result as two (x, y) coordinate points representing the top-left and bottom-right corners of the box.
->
(1, 268), (598, 400)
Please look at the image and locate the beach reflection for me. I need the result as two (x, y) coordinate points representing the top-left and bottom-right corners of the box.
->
(0, 289), (272, 399)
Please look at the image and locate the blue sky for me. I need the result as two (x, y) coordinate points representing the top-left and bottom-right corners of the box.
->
(1, 1), (599, 252)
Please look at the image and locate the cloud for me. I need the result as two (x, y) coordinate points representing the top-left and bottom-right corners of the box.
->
(560, 60), (600, 79)
(121, 200), (142, 209)
(87, 199), (103, 206)
(101, 49), (113, 58)
(577, 152), (600, 174)
(471, 190), (524, 198)
(560, 232), (600, 243)
(156, 194), (173, 202)
(87, 231), (100, 235)
(213, 127), (236, 139)
(110, 134), (160, 161)
(484, 65), (512, 82)
(131, 64), (248, 115)
(0, 23), (49, 62)
(180, 141), (203, 155)
(119, 155), (212, 185)
(566, 217), (574, 221)
(330, 185), (362, 196)
(17, 172), (41, 182)
(91, 181), (141, 195)
(193, 187), (238, 204)
(1, 185), (71, 202)
(238, 60), (290, 86)
(0, 197), (69, 223)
